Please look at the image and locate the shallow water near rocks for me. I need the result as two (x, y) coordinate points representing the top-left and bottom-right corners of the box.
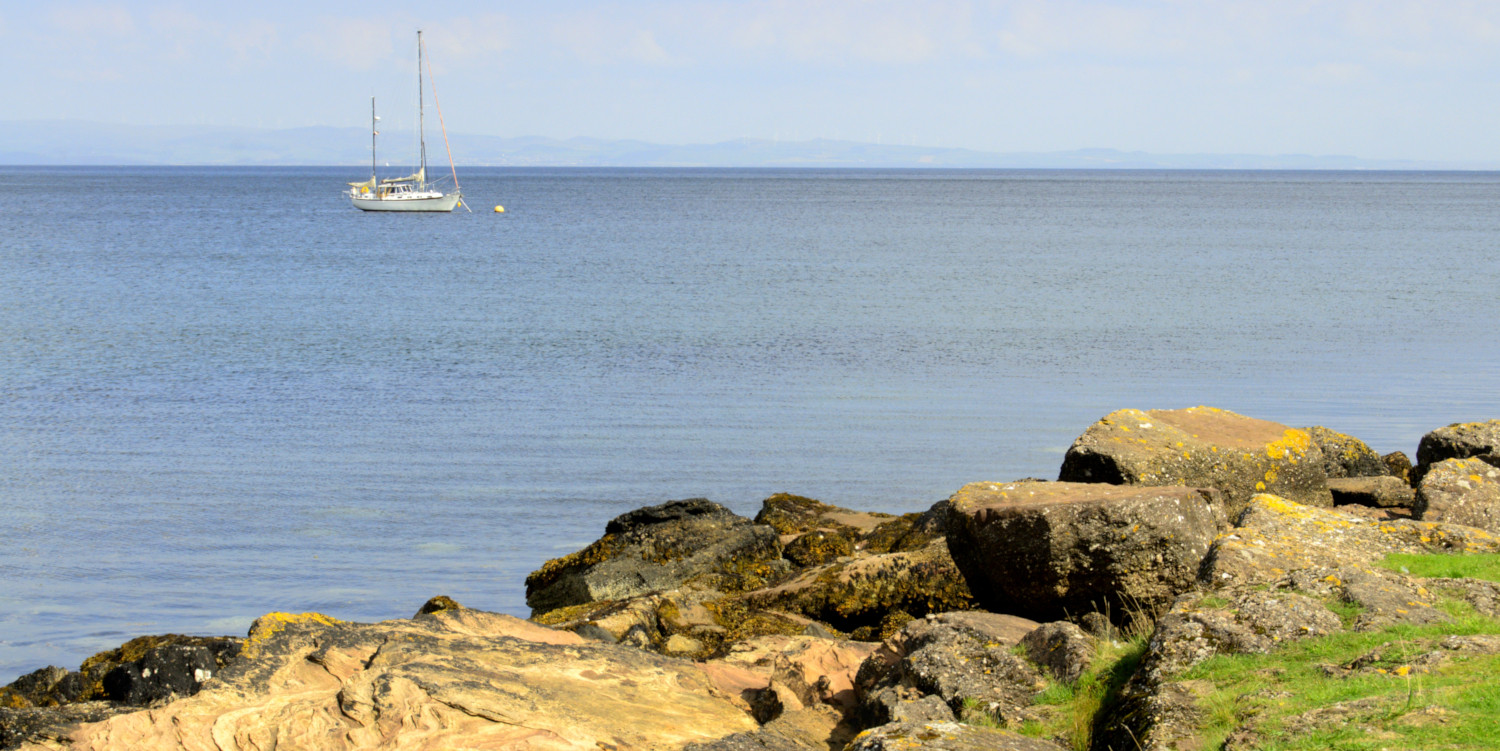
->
(1, 166), (1498, 682)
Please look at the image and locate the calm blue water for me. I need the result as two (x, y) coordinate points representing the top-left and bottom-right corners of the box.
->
(2, 166), (1498, 682)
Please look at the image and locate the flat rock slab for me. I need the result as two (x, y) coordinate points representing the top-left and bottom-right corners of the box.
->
(1059, 406), (1333, 513)
(946, 481), (1222, 623)
(1328, 476), (1415, 509)
(1415, 457), (1500, 533)
(29, 609), (758, 750)
(1200, 494), (1500, 588)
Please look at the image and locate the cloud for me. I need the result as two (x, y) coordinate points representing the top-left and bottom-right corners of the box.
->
(49, 4), (137, 39)
(305, 17), (397, 71)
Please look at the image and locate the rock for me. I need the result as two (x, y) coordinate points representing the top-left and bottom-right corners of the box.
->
(525, 498), (787, 616)
(782, 530), (854, 567)
(665, 633), (707, 656)
(413, 595), (462, 617)
(683, 706), (849, 751)
(1384, 451), (1414, 484)
(859, 502), (952, 554)
(855, 615), (1047, 730)
(711, 635), (879, 717)
(1416, 419), (1500, 473)
(1058, 406), (1333, 512)
(100, 643), (222, 706)
(1414, 457), (1500, 533)
(0, 703), (122, 750)
(741, 537), (973, 639)
(1303, 425), (1390, 478)
(1327, 475), (1415, 509)
(34, 608), (761, 750)
(1199, 494), (1500, 588)
(946, 480), (1223, 624)
(754, 493), (894, 539)
(846, 721), (1068, 750)
(1019, 622), (1094, 685)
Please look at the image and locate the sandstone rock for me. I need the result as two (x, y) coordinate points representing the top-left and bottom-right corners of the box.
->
(712, 635), (879, 717)
(683, 706), (848, 751)
(1414, 457), (1500, 533)
(1019, 622), (1094, 685)
(1416, 419), (1500, 471)
(0, 703), (121, 750)
(741, 537), (973, 639)
(1059, 406), (1333, 512)
(1384, 451), (1414, 484)
(29, 609), (760, 750)
(525, 498), (787, 616)
(1303, 425), (1389, 478)
(946, 480), (1222, 624)
(1200, 494), (1500, 588)
(1327, 475), (1415, 509)
(846, 721), (1067, 751)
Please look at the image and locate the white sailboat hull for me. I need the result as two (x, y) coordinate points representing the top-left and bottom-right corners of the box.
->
(350, 192), (461, 212)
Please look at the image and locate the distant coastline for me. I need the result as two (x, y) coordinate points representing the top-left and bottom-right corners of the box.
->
(2, 119), (1493, 170)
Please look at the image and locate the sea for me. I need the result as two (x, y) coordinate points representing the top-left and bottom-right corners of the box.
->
(2, 166), (1498, 683)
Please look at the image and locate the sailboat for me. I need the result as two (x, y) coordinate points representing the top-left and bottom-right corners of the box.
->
(348, 31), (463, 212)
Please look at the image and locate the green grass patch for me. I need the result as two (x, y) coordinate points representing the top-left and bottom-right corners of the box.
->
(1378, 552), (1500, 582)
(1016, 629), (1150, 751)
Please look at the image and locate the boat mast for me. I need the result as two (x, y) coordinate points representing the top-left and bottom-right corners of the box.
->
(370, 97), (378, 183)
(417, 30), (427, 190)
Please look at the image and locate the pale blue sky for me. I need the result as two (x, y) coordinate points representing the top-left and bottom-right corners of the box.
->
(5, 1), (1500, 161)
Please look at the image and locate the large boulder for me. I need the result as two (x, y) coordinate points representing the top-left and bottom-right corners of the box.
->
(525, 498), (787, 615)
(25, 609), (762, 750)
(1416, 419), (1500, 472)
(1200, 493), (1500, 588)
(1059, 406), (1333, 513)
(1414, 457), (1500, 533)
(1301, 425), (1389, 478)
(946, 480), (1223, 624)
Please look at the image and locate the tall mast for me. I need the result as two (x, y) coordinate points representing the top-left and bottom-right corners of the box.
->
(370, 97), (377, 182)
(417, 30), (427, 188)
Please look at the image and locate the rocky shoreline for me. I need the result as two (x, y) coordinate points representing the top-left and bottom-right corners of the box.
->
(4, 408), (1500, 750)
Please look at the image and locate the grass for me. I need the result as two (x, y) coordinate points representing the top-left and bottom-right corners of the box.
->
(1015, 625), (1152, 751)
(1172, 552), (1500, 750)
(1377, 552), (1500, 582)
(1004, 552), (1500, 750)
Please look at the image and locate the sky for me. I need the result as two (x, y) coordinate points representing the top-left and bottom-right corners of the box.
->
(4, 1), (1500, 161)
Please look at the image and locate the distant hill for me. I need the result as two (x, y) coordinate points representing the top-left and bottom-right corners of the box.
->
(0, 120), (1487, 170)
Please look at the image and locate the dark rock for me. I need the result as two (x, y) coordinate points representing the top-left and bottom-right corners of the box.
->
(0, 702), (124, 749)
(1414, 458), (1500, 533)
(860, 502), (952, 554)
(855, 616), (1047, 729)
(1384, 451), (1414, 484)
(413, 595), (462, 617)
(1059, 406), (1333, 513)
(1416, 420), (1500, 474)
(741, 537), (973, 638)
(101, 644), (220, 706)
(525, 498), (787, 616)
(783, 529), (854, 567)
(1327, 475), (1415, 508)
(946, 480), (1223, 625)
(1019, 622), (1094, 685)
(1303, 425), (1390, 478)
(846, 721), (1068, 750)
(754, 493), (893, 538)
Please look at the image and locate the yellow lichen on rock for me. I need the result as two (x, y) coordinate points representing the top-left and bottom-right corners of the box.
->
(244, 612), (343, 656)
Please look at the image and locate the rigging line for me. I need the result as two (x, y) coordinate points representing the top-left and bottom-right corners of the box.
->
(422, 35), (466, 212)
